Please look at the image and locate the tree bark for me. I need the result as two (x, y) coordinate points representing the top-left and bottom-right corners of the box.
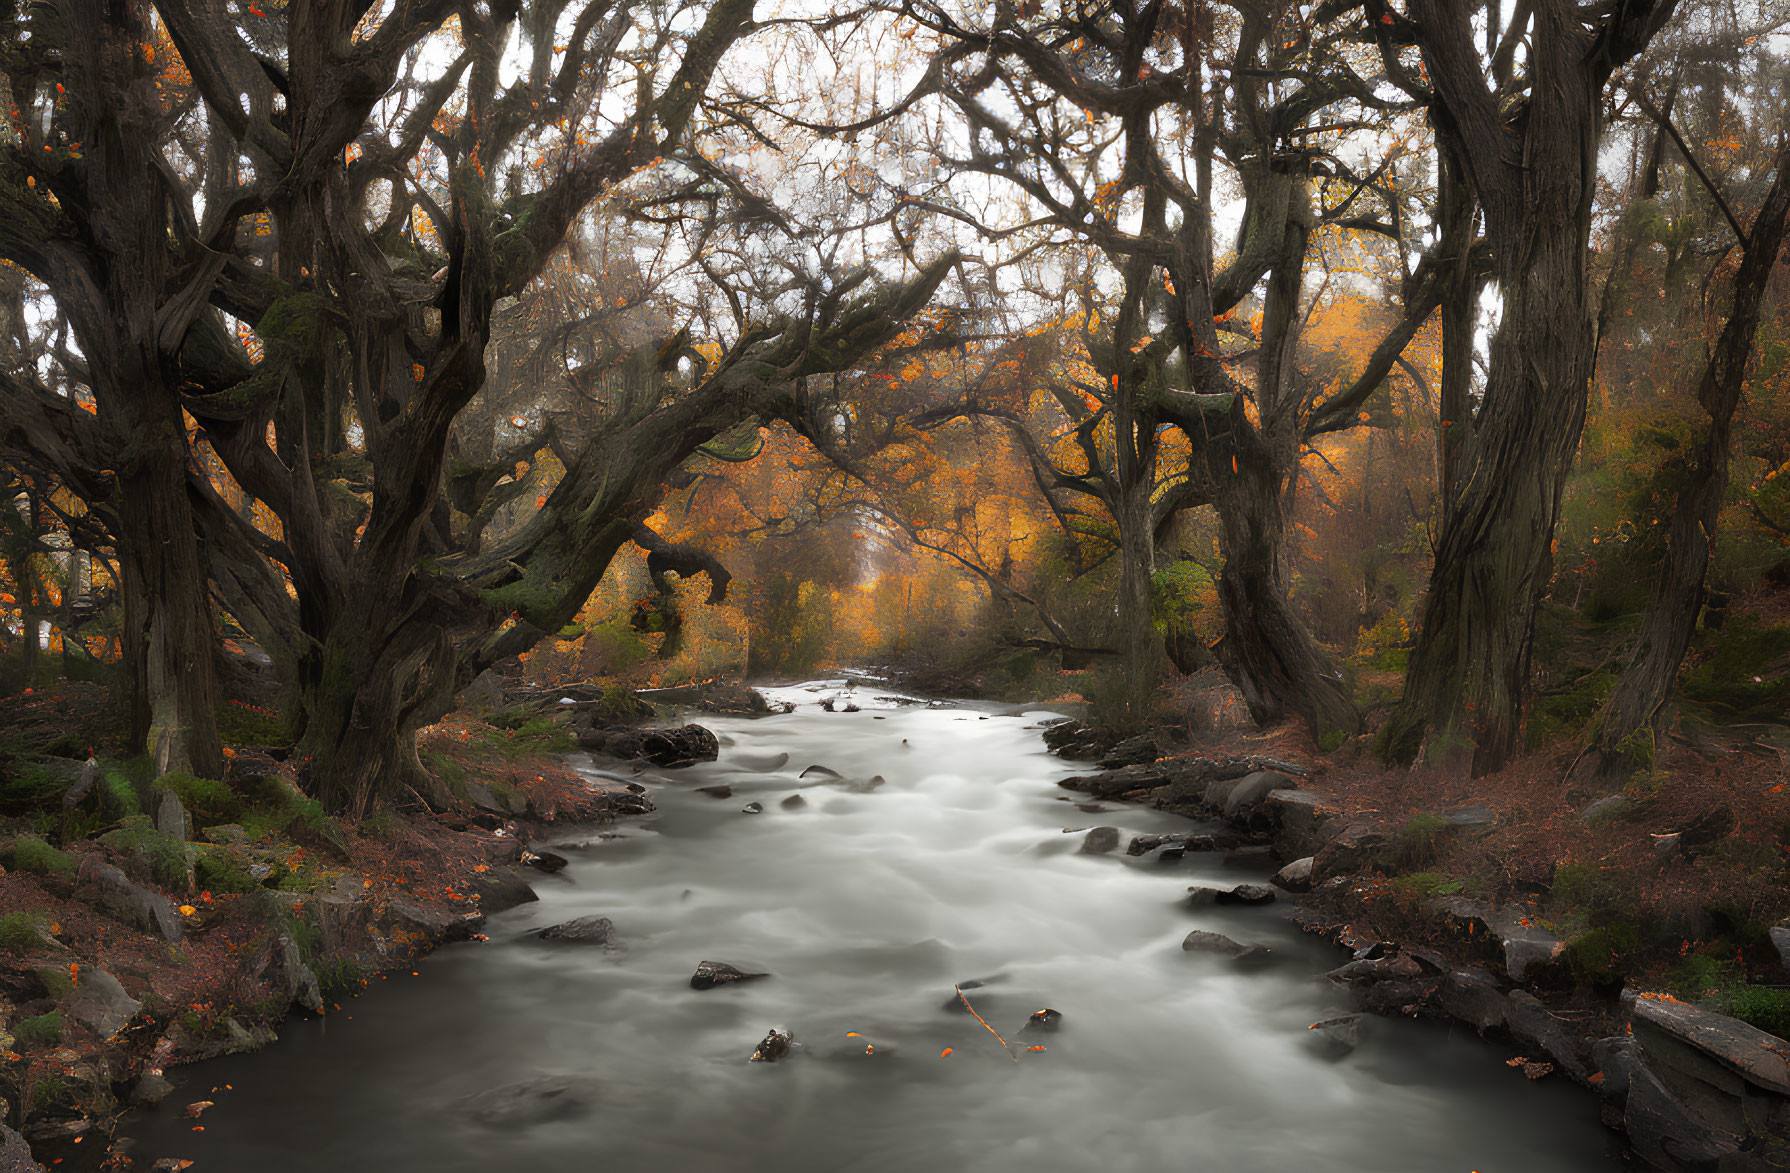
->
(1382, 0), (1675, 772)
(1593, 144), (1790, 778)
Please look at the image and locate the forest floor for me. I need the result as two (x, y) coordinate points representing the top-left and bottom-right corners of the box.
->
(0, 683), (645, 1170)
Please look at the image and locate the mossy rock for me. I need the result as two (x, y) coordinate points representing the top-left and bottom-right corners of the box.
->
(156, 772), (243, 824)
(7, 834), (74, 877)
(193, 848), (261, 895)
(15, 1009), (62, 1049)
(100, 815), (189, 889)
(0, 912), (49, 952)
(31, 963), (73, 998)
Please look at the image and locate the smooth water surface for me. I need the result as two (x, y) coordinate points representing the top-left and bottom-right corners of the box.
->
(124, 682), (1624, 1172)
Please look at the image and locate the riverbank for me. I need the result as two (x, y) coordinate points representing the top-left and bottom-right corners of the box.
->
(1041, 710), (1790, 1171)
(0, 684), (663, 1170)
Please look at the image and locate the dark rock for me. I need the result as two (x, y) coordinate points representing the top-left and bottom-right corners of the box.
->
(1426, 896), (1564, 984)
(1771, 921), (1790, 970)
(1263, 790), (1343, 856)
(1592, 1036), (1638, 1100)
(275, 932), (324, 1013)
(1182, 930), (1272, 964)
(1505, 989), (1593, 1080)
(533, 915), (616, 947)
(468, 867), (538, 914)
(591, 724), (720, 767)
(1435, 967), (1507, 1033)
(736, 752), (791, 772)
(384, 898), (487, 947)
(65, 966), (141, 1037)
(1676, 803), (1737, 851)
(695, 785), (735, 799)
(1326, 953), (1424, 984)
(75, 859), (183, 942)
(461, 1075), (600, 1129)
(1024, 1008), (1063, 1032)
(1306, 1015), (1361, 1056)
(0, 1122), (33, 1173)
(1042, 719), (1118, 761)
(800, 764), (842, 779)
(1080, 826), (1121, 854)
(741, 802), (764, 814)
(523, 850), (569, 873)
(1629, 991), (1790, 1096)
(129, 1071), (176, 1107)
(751, 1028), (793, 1062)
(1221, 770), (1298, 816)
(691, 960), (769, 990)
(1651, 831), (1683, 860)
(1126, 832), (1217, 856)
(1224, 844), (1276, 867)
(1218, 883), (1274, 905)
(1098, 735), (1159, 769)
(1623, 1064), (1745, 1172)
(780, 794), (807, 809)
(1271, 856), (1314, 893)
(1311, 820), (1391, 881)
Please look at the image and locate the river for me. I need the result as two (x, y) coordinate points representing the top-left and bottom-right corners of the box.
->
(122, 681), (1624, 1171)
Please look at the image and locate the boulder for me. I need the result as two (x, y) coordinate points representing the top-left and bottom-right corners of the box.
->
(1221, 770), (1298, 817)
(129, 1071), (176, 1107)
(522, 850), (569, 873)
(780, 794), (806, 809)
(1576, 794), (1631, 824)
(532, 915), (616, 947)
(1771, 921), (1790, 971)
(588, 724), (720, 768)
(1080, 827), (1121, 854)
(1263, 790), (1343, 856)
(1220, 883), (1277, 905)
(275, 933), (324, 1013)
(750, 1028), (793, 1062)
(1629, 991), (1790, 1096)
(1434, 966), (1507, 1034)
(383, 898), (487, 948)
(1097, 735), (1159, 769)
(1024, 1008), (1063, 1032)
(1311, 821), (1391, 881)
(1271, 857), (1314, 893)
(1427, 896), (1564, 983)
(1591, 1035), (1638, 1101)
(695, 785), (735, 799)
(468, 867), (537, 914)
(65, 966), (141, 1037)
(75, 859), (183, 942)
(691, 960), (769, 990)
(0, 1122), (33, 1173)
(1505, 989), (1592, 1080)
(460, 1075), (600, 1129)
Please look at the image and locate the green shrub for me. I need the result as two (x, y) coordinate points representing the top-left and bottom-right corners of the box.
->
(101, 769), (140, 818)
(100, 815), (188, 889)
(1380, 812), (1451, 873)
(1389, 871), (1472, 899)
(10, 834), (74, 877)
(157, 772), (242, 824)
(1679, 618), (1790, 721)
(0, 764), (70, 814)
(1528, 669), (1619, 748)
(0, 912), (47, 952)
(193, 849), (260, 895)
(15, 1010), (62, 1049)
(480, 717), (574, 756)
(1564, 922), (1642, 985)
(1726, 986), (1790, 1040)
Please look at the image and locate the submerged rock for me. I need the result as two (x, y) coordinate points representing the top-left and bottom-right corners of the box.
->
(129, 1072), (176, 1108)
(741, 802), (764, 814)
(800, 764), (842, 779)
(1126, 832), (1218, 857)
(533, 915), (616, 947)
(695, 785), (735, 799)
(780, 794), (807, 809)
(582, 723), (720, 767)
(1025, 1008), (1063, 1032)
(1306, 1015), (1361, 1057)
(691, 960), (769, 990)
(460, 1075), (600, 1129)
(522, 849), (569, 873)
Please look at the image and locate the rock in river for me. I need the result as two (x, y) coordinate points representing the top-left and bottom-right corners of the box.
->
(695, 785), (735, 799)
(1188, 882), (1277, 906)
(780, 794), (807, 809)
(1182, 930), (1271, 964)
(460, 1075), (600, 1129)
(1080, 826), (1120, 854)
(741, 802), (764, 814)
(522, 849), (569, 873)
(532, 915), (616, 947)
(751, 1029), (793, 1062)
(691, 960), (769, 990)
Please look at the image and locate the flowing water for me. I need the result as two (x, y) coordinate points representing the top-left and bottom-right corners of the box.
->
(122, 682), (1624, 1171)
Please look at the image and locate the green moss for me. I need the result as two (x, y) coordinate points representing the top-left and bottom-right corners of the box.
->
(15, 1010), (62, 1049)
(1388, 871), (1472, 899)
(216, 703), (292, 748)
(157, 772), (243, 824)
(10, 834), (74, 877)
(0, 912), (47, 952)
(1679, 617), (1790, 721)
(100, 815), (188, 889)
(101, 769), (140, 817)
(0, 764), (70, 814)
(1528, 669), (1619, 748)
(1317, 728), (1348, 754)
(32, 964), (73, 998)
(193, 850), (260, 895)
(478, 717), (574, 757)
